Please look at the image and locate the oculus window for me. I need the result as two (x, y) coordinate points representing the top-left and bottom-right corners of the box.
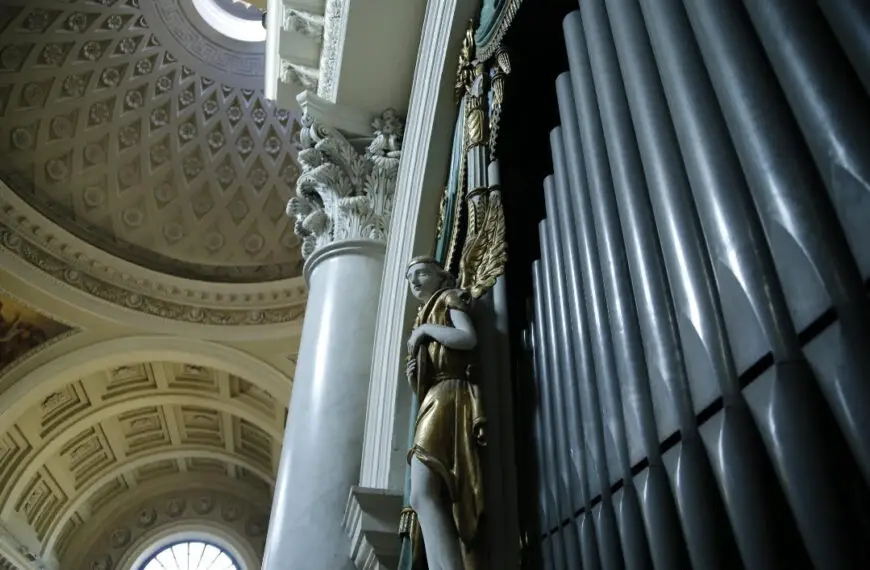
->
(191, 0), (266, 42)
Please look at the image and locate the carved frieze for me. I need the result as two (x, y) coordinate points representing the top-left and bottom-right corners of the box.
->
(74, 489), (271, 570)
(286, 110), (404, 259)
(315, 0), (348, 102)
(0, 220), (306, 327)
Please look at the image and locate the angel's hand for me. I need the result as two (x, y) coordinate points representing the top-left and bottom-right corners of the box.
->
(406, 326), (429, 355)
(406, 358), (417, 380)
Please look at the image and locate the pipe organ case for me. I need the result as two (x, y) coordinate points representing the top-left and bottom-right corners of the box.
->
(525, 1), (870, 568)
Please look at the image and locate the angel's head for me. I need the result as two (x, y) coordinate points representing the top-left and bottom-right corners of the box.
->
(406, 256), (454, 302)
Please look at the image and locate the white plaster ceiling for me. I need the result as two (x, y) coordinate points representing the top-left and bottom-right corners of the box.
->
(0, 0), (306, 283)
(0, 360), (285, 568)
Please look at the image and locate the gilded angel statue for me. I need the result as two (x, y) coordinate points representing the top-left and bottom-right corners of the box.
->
(404, 186), (507, 570)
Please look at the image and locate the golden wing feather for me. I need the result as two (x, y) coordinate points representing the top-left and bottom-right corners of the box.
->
(458, 222), (485, 292)
(496, 48), (511, 75)
(459, 191), (507, 299)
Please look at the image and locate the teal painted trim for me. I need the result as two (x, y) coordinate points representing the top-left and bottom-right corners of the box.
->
(434, 102), (466, 262)
(475, 0), (506, 48)
(474, 0), (522, 61)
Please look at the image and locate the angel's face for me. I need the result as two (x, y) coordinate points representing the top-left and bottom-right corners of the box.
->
(406, 262), (443, 302)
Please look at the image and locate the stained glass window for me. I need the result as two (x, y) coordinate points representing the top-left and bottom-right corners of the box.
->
(138, 541), (240, 570)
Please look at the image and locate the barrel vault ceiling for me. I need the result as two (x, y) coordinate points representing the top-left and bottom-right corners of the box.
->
(0, 0), (315, 568)
(0, 361), (285, 568)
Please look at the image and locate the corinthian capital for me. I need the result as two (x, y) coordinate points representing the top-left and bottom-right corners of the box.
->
(286, 109), (404, 259)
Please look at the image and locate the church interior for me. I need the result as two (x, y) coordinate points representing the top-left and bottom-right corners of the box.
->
(1, 0), (869, 569)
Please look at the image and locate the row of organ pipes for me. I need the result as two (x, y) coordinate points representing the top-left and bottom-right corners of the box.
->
(524, 1), (870, 569)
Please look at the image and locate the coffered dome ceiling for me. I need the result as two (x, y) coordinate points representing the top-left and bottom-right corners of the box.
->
(0, 0), (306, 283)
(0, 360), (284, 568)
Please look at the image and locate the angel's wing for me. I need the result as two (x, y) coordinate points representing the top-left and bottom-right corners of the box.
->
(458, 191), (507, 299)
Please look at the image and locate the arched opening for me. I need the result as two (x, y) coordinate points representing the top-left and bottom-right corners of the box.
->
(136, 540), (242, 570)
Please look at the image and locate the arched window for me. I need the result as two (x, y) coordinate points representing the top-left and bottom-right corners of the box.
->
(138, 541), (240, 570)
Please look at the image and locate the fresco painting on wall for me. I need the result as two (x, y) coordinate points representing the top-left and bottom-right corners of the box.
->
(0, 292), (71, 371)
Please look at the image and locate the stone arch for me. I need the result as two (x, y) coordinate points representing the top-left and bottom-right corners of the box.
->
(121, 521), (258, 570)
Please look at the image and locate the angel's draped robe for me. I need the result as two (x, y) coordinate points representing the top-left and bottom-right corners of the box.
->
(408, 287), (486, 556)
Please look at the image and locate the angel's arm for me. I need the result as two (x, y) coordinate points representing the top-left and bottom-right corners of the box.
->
(421, 309), (477, 351)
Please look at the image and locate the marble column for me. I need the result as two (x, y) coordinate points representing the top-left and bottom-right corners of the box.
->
(262, 97), (404, 570)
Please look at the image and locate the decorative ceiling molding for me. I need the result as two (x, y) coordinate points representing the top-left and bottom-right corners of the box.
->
(69, 471), (270, 554)
(3, 389), (282, 515)
(0, 0), (306, 283)
(0, 336), (293, 435)
(0, 188), (308, 328)
(0, 361), (284, 566)
(44, 447), (274, 555)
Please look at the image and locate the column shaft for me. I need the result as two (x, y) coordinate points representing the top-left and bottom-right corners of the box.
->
(264, 240), (385, 570)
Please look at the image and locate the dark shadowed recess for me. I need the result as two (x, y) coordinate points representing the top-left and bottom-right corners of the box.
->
(495, 0), (578, 564)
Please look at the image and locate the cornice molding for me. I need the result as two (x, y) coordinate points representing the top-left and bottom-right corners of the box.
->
(297, 90), (374, 137)
(0, 188), (308, 330)
(265, 0), (328, 99)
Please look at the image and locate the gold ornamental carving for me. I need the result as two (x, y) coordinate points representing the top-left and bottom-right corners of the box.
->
(400, 20), (511, 569)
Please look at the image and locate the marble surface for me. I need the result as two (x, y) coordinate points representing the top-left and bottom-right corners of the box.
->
(263, 240), (385, 570)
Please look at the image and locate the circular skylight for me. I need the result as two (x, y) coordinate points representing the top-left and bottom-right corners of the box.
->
(191, 0), (266, 43)
(139, 541), (240, 570)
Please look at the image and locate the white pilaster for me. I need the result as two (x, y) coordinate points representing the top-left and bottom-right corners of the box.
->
(358, 0), (482, 495)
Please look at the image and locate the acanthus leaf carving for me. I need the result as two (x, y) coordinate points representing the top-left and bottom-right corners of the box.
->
(286, 110), (404, 259)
